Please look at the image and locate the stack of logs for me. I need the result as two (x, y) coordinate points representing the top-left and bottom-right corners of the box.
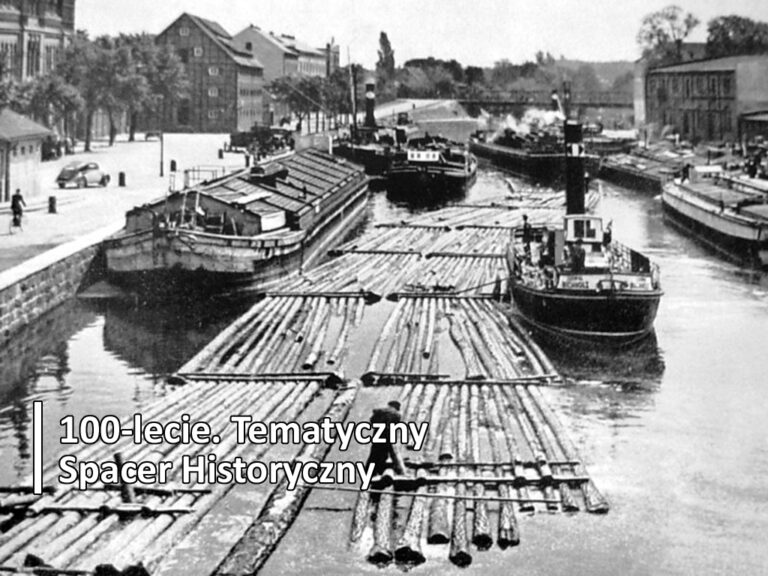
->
(0, 378), (325, 574)
(179, 295), (365, 378)
(351, 381), (609, 568)
(363, 296), (556, 385)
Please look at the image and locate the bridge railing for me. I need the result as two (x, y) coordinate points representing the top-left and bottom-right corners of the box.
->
(458, 89), (633, 108)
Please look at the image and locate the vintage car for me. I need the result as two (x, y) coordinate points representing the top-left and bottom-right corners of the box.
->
(56, 161), (111, 188)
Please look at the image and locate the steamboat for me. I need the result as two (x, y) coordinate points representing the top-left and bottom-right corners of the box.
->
(508, 121), (663, 343)
(104, 149), (369, 302)
(387, 134), (478, 202)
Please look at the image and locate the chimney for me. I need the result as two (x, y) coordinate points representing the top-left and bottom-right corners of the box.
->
(564, 121), (585, 215)
(364, 78), (376, 128)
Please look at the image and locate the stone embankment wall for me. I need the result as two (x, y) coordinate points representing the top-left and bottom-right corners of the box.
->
(0, 224), (121, 343)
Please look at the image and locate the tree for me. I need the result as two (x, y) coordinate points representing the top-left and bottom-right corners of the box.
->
(637, 5), (700, 66)
(269, 75), (325, 126)
(375, 32), (396, 101)
(611, 70), (635, 94)
(706, 15), (768, 58)
(571, 64), (602, 93)
(24, 75), (83, 134)
(56, 32), (104, 151)
(114, 34), (188, 140)
(464, 66), (485, 86)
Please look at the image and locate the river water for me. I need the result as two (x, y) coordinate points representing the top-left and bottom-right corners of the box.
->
(1, 166), (767, 574)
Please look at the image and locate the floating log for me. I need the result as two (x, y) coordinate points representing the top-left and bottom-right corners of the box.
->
(393, 470), (428, 566)
(529, 386), (609, 514)
(427, 389), (456, 544)
(367, 492), (394, 565)
(349, 491), (371, 544)
(213, 383), (358, 576)
(449, 386), (471, 567)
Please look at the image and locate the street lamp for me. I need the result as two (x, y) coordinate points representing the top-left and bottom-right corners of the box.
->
(159, 131), (164, 177)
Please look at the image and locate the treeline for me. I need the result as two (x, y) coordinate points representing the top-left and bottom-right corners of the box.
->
(638, 5), (768, 68)
(0, 32), (188, 151)
(368, 32), (632, 104)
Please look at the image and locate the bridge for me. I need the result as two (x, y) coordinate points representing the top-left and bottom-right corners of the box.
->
(458, 90), (633, 115)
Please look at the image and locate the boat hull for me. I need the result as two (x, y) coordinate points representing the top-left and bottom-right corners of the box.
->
(333, 144), (392, 175)
(662, 183), (768, 267)
(470, 141), (563, 181)
(386, 163), (477, 202)
(471, 141), (600, 182)
(105, 184), (369, 302)
(598, 161), (666, 195)
(511, 283), (662, 343)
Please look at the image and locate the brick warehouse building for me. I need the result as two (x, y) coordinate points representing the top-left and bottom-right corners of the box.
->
(156, 13), (265, 133)
(0, 0), (75, 81)
(645, 55), (768, 143)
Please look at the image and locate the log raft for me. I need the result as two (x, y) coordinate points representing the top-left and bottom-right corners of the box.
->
(0, 191), (609, 573)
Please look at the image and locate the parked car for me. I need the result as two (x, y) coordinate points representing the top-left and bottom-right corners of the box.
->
(56, 161), (110, 188)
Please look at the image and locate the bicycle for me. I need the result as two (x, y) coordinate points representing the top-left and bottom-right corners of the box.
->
(9, 212), (23, 234)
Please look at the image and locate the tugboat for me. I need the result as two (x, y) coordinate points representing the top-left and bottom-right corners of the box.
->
(387, 134), (478, 202)
(507, 121), (663, 343)
(104, 148), (369, 302)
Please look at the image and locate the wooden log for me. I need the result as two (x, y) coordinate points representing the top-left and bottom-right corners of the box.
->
(327, 299), (352, 366)
(77, 383), (317, 572)
(482, 386), (520, 548)
(214, 383), (358, 576)
(349, 491), (371, 544)
(502, 387), (558, 511)
(365, 299), (405, 375)
(529, 386), (609, 513)
(516, 385), (579, 512)
(470, 385), (492, 551)
(449, 386), (471, 567)
(427, 388), (456, 544)
(367, 492), (394, 565)
(449, 484), (472, 567)
(301, 300), (331, 369)
(491, 385), (534, 513)
(393, 469), (427, 566)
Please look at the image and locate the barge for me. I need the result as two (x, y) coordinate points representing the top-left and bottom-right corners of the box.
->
(471, 127), (599, 183)
(662, 168), (768, 267)
(104, 149), (369, 301)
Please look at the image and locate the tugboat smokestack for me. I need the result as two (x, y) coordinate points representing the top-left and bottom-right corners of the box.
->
(364, 80), (376, 128)
(564, 120), (585, 215)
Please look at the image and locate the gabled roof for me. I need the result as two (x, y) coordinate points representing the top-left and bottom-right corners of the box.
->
(159, 13), (264, 70)
(234, 25), (324, 58)
(234, 25), (298, 56)
(0, 109), (52, 143)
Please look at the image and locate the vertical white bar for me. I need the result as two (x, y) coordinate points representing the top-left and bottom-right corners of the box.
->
(33, 401), (43, 495)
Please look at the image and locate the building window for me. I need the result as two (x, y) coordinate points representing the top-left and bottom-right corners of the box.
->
(245, 42), (252, 51)
(179, 26), (190, 37)
(208, 87), (219, 97)
(193, 46), (203, 57)
(178, 48), (188, 64)
(208, 66), (219, 76)
(20, 146), (25, 155)
(208, 110), (218, 119)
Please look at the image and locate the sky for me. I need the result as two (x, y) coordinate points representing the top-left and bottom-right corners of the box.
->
(77, 0), (768, 67)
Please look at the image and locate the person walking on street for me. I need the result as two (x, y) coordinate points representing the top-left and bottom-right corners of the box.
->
(10, 189), (26, 232)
